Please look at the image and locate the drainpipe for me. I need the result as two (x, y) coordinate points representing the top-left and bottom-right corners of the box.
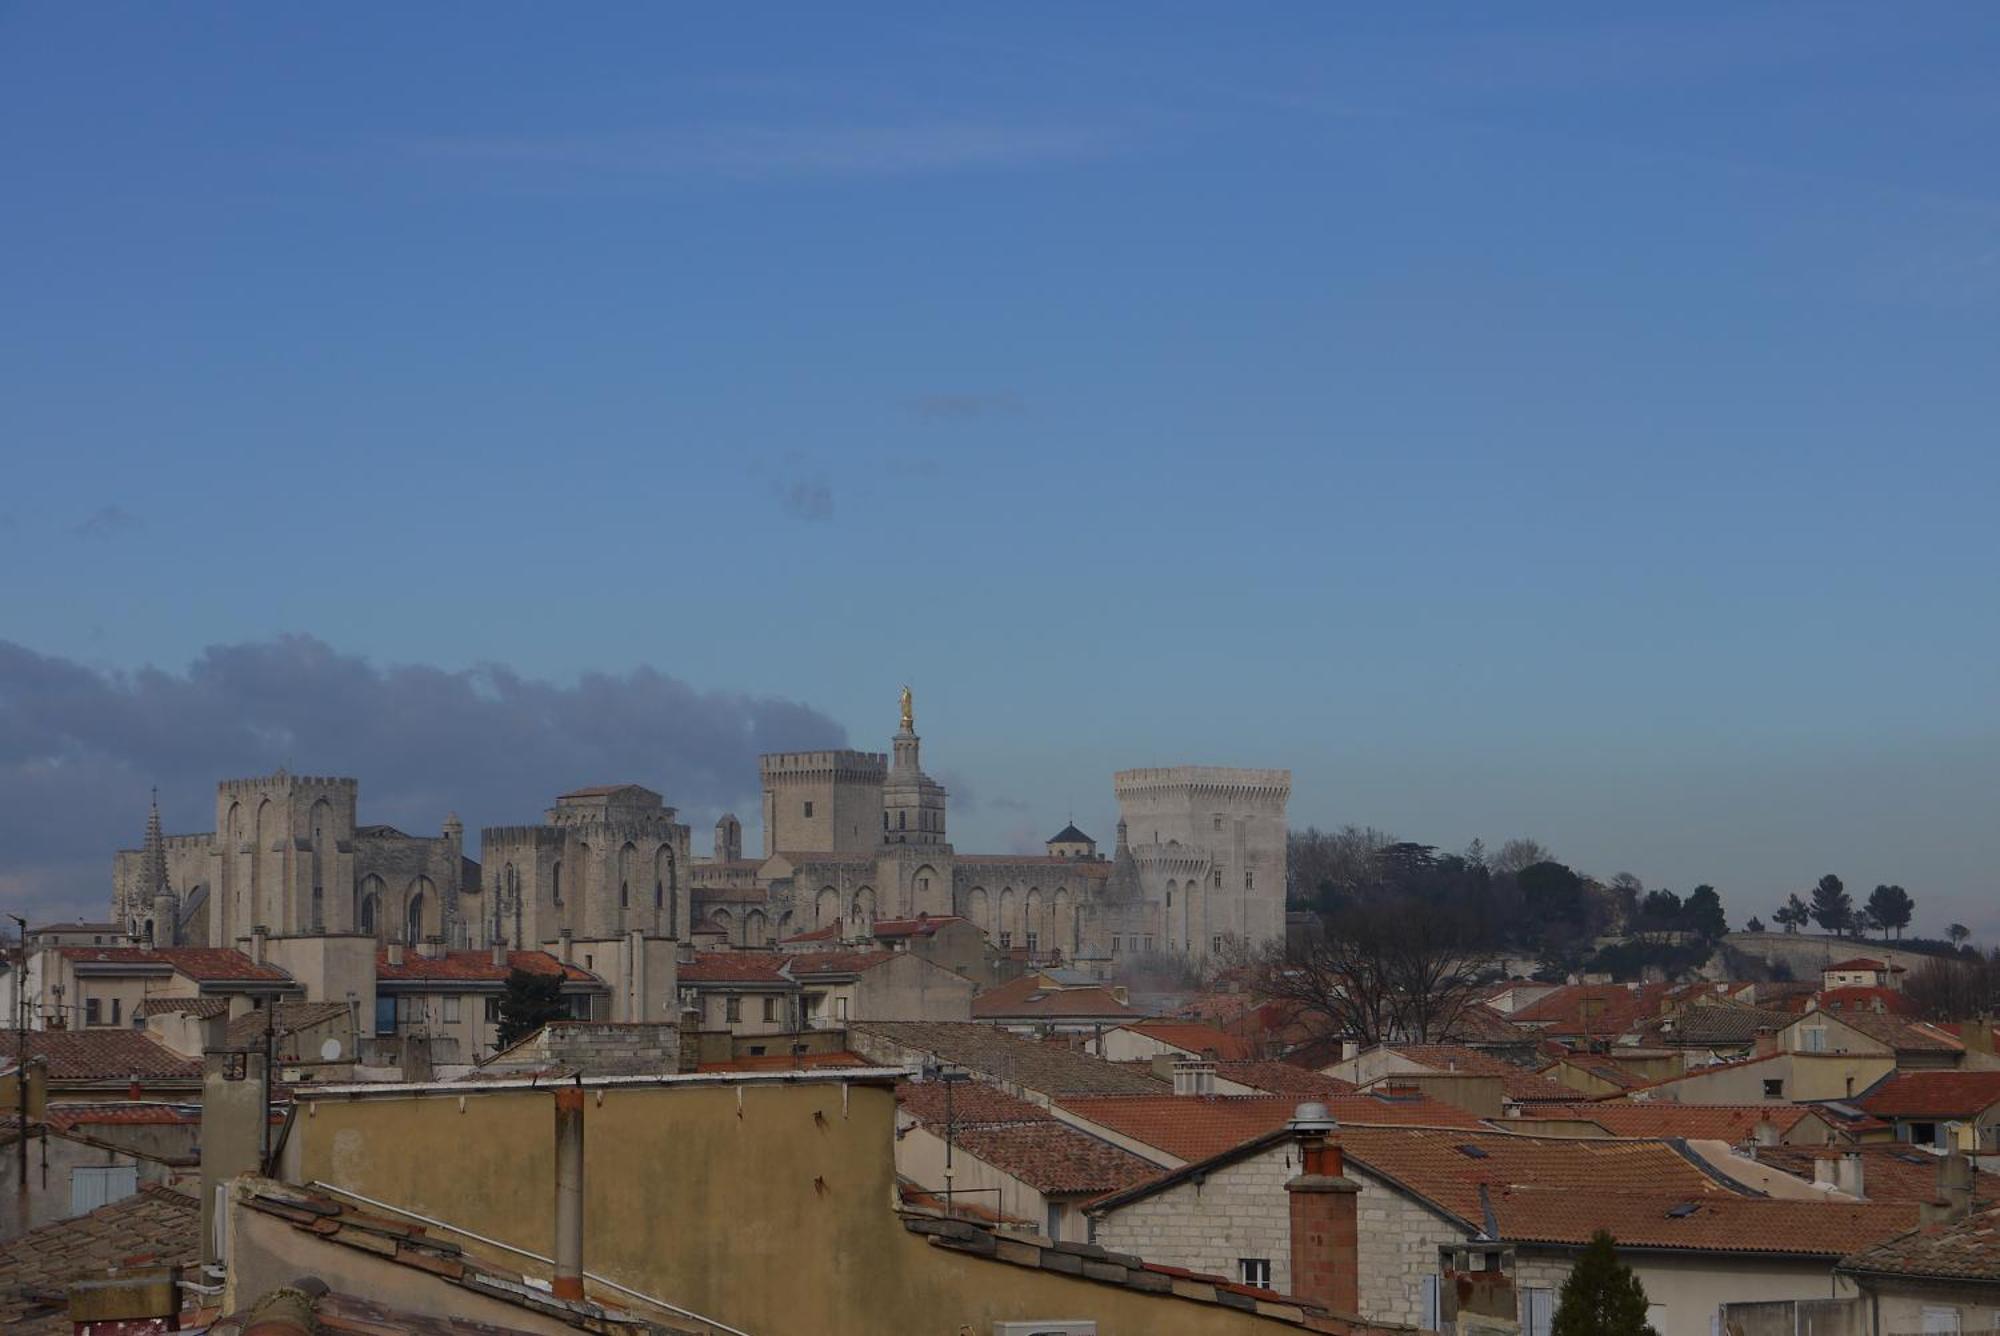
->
(553, 1083), (586, 1302)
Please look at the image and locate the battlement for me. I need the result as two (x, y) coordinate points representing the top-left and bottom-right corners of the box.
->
(1113, 766), (1291, 798)
(217, 772), (359, 795)
(758, 750), (887, 780)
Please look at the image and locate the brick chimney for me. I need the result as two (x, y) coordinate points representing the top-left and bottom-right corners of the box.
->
(1284, 1102), (1360, 1315)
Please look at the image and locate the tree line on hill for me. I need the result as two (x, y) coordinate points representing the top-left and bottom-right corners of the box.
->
(1761, 874), (1922, 941)
(1266, 829), (1740, 1042)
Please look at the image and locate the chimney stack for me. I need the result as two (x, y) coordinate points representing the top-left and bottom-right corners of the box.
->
(492, 936), (508, 969)
(251, 925), (268, 965)
(1752, 1118), (1780, 1147)
(1938, 1150), (1974, 1223)
(1835, 1151), (1866, 1200)
(1284, 1102), (1360, 1315)
(552, 1085), (586, 1302)
(387, 941), (404, 967)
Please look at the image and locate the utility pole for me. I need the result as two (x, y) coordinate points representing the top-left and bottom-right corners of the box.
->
(9, 914), (27, 1194)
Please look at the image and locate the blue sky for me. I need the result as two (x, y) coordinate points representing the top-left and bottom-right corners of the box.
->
(3, 6), (1998, 932)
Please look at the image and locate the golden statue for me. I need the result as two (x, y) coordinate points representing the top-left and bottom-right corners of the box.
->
(899, 684), (914, 731)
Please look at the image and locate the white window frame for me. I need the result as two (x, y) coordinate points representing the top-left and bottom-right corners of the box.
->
(1238, 1258), (1271, 1289)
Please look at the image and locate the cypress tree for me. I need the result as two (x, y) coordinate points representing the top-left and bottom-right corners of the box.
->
(1551, 1230), (1656, 1336)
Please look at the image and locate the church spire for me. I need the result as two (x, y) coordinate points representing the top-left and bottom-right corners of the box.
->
(142, 788), (169, 898)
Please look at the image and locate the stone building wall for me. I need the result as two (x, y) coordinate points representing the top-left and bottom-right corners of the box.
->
(1090, 1143), (1464, 1327)
(1114, 766), (1291, 961)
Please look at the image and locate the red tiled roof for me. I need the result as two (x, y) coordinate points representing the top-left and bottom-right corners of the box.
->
(1512, 984), (1675, 1038)
(1057, 1090), (1483, 1162)
(1532, 1102), (1823, 1141)
(677, 955), (794, 984)
(1839, 1203), (2000, 1281)
(1, 1031), (200, 1083)
(0, 1185), (198, 1330)
(1825, 958), (1894, 973)
(1385, 1045), (1580, 1103)
(784, 950), (899, 976)
(42, 1103), (200, 1132)
(898, 1079), (1052, 1127)
(58, 946), (291, 983)
(1338, 1126), (1919, 1257)
(1755, 1144), (1992, 1208)
(223, 1001), (353, 1048)
(1213, 1061), (1357, 1099)
(1815, 1011), (1962, 1054)
(973, 976), (1143, 1021)
(1545, 1052), (1651, 1091)
(375, 948), (597, 984)
(134, 996), (229, 1019)
(1120, 1021), (1252, 1061)
(1858, 1071), (2000, 1120)
(778, 922), (842, 944)
(952, 1122), (1160, 1196)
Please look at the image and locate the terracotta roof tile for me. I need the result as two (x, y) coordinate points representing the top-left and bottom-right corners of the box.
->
(1337, 1126), (1918, 1256)
(1825, 957), (1896, 972)
(1813, 987), (1917, 1017)
(1058, 1090), (1484, 1163)
(134, 996), (229, 1019)
(224, 1001), (353, 1049)
(1755, 1144), (1992, 1207)
(696, 1051), (870, 1073)
(898, 1079), (1053, 1127)
(784, 950), (899, 976)
(1121, 1021), (1252, 1061)
(1, 1031), (200, 1083)
(0, 1185), (198, 1331)
(972, 976), (1143, 1020)
(676, 955), (794, 984)
(57, 946), (291, 983)
(952, 1122), (1160, 1196)
(852, 1021), (1167, 1097)
(1383, 1044), (1580, 1102)
(1530, 1102), (1822, 1141)
(1212, 1061), (1357, 1099)
(1858, 1071), (2000, 1120)
(871, 915), (969, 939)
(1840, 1203), (2000, 1281)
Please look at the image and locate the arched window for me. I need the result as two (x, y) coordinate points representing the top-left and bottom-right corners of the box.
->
(359, 893), (376, 935)
(552, 861), (564, 906)
(406, 890), (426, 945)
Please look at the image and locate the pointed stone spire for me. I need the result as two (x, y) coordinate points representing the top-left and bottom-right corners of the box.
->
(142, 788), (170, 898)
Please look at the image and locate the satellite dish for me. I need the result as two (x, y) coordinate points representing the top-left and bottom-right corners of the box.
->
(319, 1038), (342, 1062)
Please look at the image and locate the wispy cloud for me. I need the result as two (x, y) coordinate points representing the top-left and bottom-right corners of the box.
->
(911, 392), (1024, 421)
(72, 505), (142, 539)
(405, 123), (1120, 180)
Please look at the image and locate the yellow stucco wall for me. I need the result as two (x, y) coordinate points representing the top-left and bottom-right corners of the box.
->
(290, 1076), (1323, 1335)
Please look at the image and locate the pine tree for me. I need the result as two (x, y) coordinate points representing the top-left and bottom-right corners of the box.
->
(495, 967), (568, 1050)
(1552, 1231), (1656, 1336)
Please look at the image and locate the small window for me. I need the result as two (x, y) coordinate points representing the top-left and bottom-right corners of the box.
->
(1212, 870), (1222, 888)
(763, 996), (778, 1023)
(1143, 934), (1154, 952)
(898, 811), (907, 830)
(1166, 890), (1172, 909)
(803, 801), (814, 818)
(111, 997), (122, 1026)
(726, 996), (742, 1023)
(1245, 870), (1254, 890)
(1211, 935), (1222, 954)
(1214, 816), (1223, 831)
(999, 931), (1012, 948)
(835, 995), (848, 1021)
(1239, 1259), (1271, 1289)
(443, 996), (461, 1023)
(1110, 935), (1121, 953)
(1764, 1079), (1785, 1099)
(484, 997), (500, 1024)
(1026, 932), (1039, 954)
(1047, 1202), (1063, 1243)
(86, 997), (102, 1026)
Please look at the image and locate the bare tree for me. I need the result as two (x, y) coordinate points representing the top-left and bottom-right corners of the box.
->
(1287, 824), (1398, 906)
(1490, 837), (1554, 877)
(1251, 893), (1491, 1046)
(1904, 952), (2000, 1023)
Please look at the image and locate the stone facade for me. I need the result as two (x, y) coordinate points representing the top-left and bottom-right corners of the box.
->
(694, 697), (1290, 968)
(1089, 1139), (1464, 1327)
(479, 784), (691, 950)
(113, 773), (472, 952)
